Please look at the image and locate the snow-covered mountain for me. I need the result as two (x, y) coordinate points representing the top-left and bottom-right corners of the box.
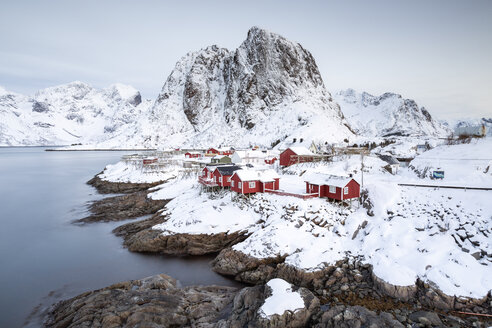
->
(1, 27), (461, 148)
(0, 82), (151, 146)
(335, 89), (450, 138)
(107, 26), (353, 149)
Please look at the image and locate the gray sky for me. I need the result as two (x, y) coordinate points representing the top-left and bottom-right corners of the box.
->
(1, 0), (491, 120)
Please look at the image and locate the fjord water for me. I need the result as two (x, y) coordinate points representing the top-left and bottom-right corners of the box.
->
(0, 148), (238, 327)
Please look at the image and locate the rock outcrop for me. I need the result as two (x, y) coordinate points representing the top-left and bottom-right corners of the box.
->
(44, 274), (237, 328)
(76, 191), (168, 224)
(87, 174), (164, 194)
(123, 228), (250, 256)
(212, 248), (492, 316)
(216, 282), (320, 328)
(314, 305), (404, 328)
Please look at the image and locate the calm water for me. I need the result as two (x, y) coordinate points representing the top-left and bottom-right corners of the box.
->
(0, 147), (239, 327)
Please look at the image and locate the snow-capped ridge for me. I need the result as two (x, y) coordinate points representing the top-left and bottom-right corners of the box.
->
(335, 89), (449, 138)
(0, 81), (151, 146)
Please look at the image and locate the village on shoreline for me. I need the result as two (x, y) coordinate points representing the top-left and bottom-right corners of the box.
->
(43, 135), (492, 328)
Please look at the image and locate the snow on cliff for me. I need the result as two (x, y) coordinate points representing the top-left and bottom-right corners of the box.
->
(335, 89), (450, 138)
(107, 27), (354, 149)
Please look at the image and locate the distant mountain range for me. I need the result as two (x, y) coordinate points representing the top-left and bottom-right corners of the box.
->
(334, 89), (450, 138)
(0, 27), (467, 148)
(0, 82), (150, 146)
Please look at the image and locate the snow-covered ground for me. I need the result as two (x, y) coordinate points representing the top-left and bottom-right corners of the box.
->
(150, 178), (260, 235)
(409, 137), (492, 187)
(259, 279), (305, 318)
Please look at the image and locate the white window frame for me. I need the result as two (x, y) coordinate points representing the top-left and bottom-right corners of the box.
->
(249, 181), (256, 189)
(231, 180), (235, 187)
(227, 177), (231, 182)
(219, 176), (222, 183)
(329, 185), (336, 193)
(344, 187), (349, 195)
(238, 182), (242, 189)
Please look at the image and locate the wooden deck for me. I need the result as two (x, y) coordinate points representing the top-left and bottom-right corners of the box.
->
(198, 176), (218, 187)
(265, 189), (319, 199)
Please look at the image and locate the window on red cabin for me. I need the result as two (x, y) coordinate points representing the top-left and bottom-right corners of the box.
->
(227, 177), (231, 182)
(249, 182), (255, 188)
(231, 180), (234, 187)
(344, 187), (349, 195)
(219, 177), (222, 182)
(329, 185), (336, 193)
(238, 182), (242, 189)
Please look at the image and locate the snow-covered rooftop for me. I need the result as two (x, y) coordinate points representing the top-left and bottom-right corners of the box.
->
(288, 146), (315, 156)
(234, 169), (279, 182)
(304, 173), (357, 188)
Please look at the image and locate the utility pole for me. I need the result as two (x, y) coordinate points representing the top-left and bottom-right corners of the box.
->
(361, 152), (364, 188)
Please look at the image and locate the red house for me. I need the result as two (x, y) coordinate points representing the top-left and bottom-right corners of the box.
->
(212, 165), (241, 187)
(206, 147), (234, 156)
(305, 174), (360, 201)
(185, 152), (202, 158)
(142, 157), (158, 165)
(230, 169), (280, 194)
(199, 165), (218, 186)
(279, 147), (316, 166)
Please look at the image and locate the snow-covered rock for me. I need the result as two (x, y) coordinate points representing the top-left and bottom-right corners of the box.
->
(335, 89), (450, 138)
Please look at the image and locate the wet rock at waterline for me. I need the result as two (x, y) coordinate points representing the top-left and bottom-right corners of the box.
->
(87, 174), (164, 194)
(123, 228), (250, 256)
(76, 191), (168, 224)
(44, 274), (237, 328)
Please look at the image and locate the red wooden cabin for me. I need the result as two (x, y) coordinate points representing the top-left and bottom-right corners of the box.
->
(305, 175), (360, 201)
(185, 152), (202, 158)
(212, 165), (241, 187)
(198, 165), (217, 186)
(143, 157), (158, 165)
(206, 147), (234, 156)
(279, 147), (315, 166)
(230, 170), (280, 194)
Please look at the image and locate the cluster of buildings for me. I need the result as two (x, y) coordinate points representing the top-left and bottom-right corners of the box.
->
(185, 146), (329, 168)
(195, 146), (360, 202)
(198, 164), (280, 194)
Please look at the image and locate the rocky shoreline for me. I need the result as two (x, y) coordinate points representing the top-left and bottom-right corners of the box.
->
(46, 175), (492, 327)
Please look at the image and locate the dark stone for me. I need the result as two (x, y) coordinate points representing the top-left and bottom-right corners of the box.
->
(75, 191), (168, 224)
(32, 101), (50, 113)
(87, 174), (165, 194)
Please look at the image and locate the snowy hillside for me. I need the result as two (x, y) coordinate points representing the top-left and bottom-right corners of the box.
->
(444, 117), (492, 137)
(410, 137), (492, 186)
(97, 27), (354, 149)
(335, 89), (450, 138)
(0, 82), (151, 146)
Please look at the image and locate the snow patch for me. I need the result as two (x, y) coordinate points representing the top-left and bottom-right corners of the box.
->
(259, 279), (305, 318)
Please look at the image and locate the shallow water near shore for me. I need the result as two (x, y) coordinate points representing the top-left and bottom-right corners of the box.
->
(0, 147), (241, 327)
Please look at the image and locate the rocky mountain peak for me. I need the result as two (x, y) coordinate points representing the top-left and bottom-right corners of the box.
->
(142, 27), (351, 148)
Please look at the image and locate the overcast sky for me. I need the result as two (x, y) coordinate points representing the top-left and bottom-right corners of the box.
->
(1, 0), (491, 120)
